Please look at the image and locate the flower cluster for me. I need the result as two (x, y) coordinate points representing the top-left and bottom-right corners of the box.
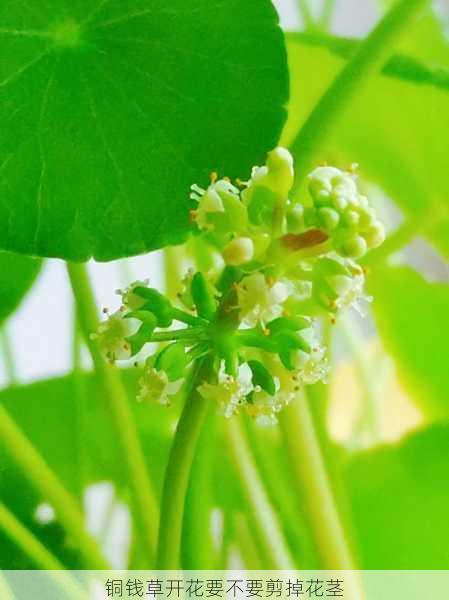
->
(93, 149), (383, 425)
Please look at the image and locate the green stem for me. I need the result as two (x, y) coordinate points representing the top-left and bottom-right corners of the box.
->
(0, 326), (18, 385)
(181, 408), (216, 569)
(297, 0), (314, 30)
(150, 328), (205, 343)
(66, 261), (159, 563)
(278, 395), (356, 570)
(0, 505), (84, 598)
(0, 502), (63, 570)
(225, 418), (295, 569)
(290, 0), (428, 190)
(319, 0), (335, 31)
(156, 359), (211, 569)
(0, 406), (109, 569)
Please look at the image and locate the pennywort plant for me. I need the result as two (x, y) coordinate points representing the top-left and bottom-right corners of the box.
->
(93, 147), (384, 567)
(0, 0), (435, 577)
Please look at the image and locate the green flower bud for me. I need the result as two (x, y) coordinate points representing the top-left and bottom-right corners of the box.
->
(267, 315), (311, 335)
(117, 279), (150, 310)
(222, 237), (254, 266)
(155, 342), (188, 381)
(341, 209), (360, 227)
(191, 271), (218, 320)
(363, 220), (386, 248)
(248, 359), (276, 396)
(358, 206), (376, 230)
(124, 310), (157, 355)
(337, 234), (368, 258)
(318, 207), (340, 231)
(134, 287), (173, 327)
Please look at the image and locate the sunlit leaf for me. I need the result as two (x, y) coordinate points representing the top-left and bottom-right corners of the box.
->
(345, 423), (449, 568)
(0, 0), (288, 261)
(368, 265), (449, 420)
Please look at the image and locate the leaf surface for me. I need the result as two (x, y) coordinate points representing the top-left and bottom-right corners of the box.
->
(0, 0), (288, 261)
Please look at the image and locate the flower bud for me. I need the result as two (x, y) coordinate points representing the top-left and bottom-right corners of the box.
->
(363, 220), (386, 248)
(222, 237), (254, 266)
(337, 234), (367, 258)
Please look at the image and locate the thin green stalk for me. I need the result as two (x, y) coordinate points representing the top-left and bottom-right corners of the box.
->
(225, 418), (295, 570)
(156, 359), (211, 569)
(0, 502), (64, 570)
(297, 0), (314, 30)
(0, 505), (85, 599)
(290, 0), (428, 190)
(66, 261), (159, 562)
(151, 328), (205, 343)
(181, 409), (216, 569)
(0, 406), (109, 569)
(235, 513), (265, 570)
(319, 0), (335, 31)
(0, 326), (18, 385)
(278, 395), (356, 570)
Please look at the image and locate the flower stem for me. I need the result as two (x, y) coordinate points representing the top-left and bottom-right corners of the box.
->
(150, 328), (206, 343)
(66, 261), (159, 562)
(225, 418), (295, 569)
(0, 406), (109, 569)
(0, 502), (64, 571)
(278, 395), (356, 570)
(290, 0), (428, 190)
(156, 359), (211, 569)
(0, 504), (84, 598)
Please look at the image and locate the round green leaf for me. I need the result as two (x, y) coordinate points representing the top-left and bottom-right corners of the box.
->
(0, 252), (42, 325)
(0, 1), (288, 261)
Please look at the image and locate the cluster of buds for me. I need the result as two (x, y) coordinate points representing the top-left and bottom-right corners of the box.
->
(94, 148), (383, 425)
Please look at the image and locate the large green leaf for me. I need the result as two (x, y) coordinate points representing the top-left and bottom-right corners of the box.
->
(0, 0), (288, 262)
(0, 251), (42, 325)
(283, 23), (449, 258)
(345, 423), (449, 568)
(368, 265), (449, 420)
(0, 369), (174, 568)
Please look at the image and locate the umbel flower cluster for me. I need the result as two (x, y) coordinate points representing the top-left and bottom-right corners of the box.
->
(93, 149), (385, 425)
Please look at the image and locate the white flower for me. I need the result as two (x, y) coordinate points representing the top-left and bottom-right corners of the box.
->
(237, 273), (289, 327)
(91, 310), (140, 362)
(116, 279), (149, 310)
(137, 366), (183, 405)
(190, 179), (240, 231)
(198, 362), (253, 418)
(328, 264), (371, 316)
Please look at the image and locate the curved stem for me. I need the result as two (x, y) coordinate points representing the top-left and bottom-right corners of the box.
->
(156, 359), (211, 569)
(66, 261), (159, 563)
(0, 406), (109, 569)
(290, 0), (428, 190)
(225, 418), (295, 569)
(278, 395), (356, 570)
